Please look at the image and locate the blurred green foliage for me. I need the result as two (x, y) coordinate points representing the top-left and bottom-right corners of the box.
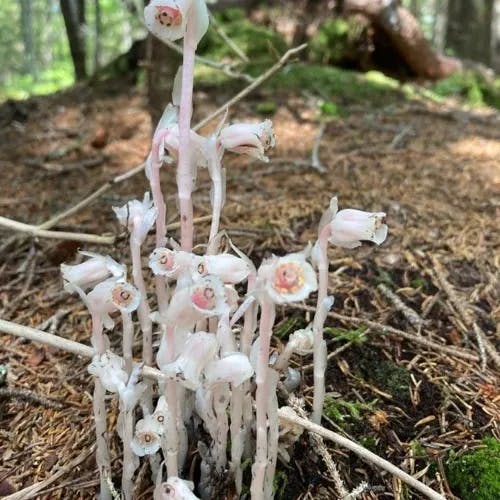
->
(0, 0), (144, 101)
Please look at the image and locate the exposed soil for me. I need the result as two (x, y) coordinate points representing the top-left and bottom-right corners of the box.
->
(0, 73), (499, 499)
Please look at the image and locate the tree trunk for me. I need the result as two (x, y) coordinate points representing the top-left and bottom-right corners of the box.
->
(60, 0), (87, 79)
(342, 0), (462, 79)
(94, 0), (102, 71)
(20, 0), (36, 78)
(446, 0), (494, 66)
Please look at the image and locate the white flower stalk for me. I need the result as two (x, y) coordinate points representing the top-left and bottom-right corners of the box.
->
(204, 353), (254, 387)
(61, 251), (125, 293)
(149, 248), (193, 279)
(274, 327), (314, 371)
(154, 476), (199, 499)
(161, 332), (218, 389)
(192, 253), (251, 284)
(114, 196), (156, 411)
(218, 119), (276, 162)
(264, 369), (279, 500)
(144, 0), (209, 46)
(263, 253), (318, 304)
(165, 276), (228, 330)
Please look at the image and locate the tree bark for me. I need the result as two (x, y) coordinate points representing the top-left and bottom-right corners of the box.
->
(60, 0), (87, 80)
(20, 0), (36, 78)
(446, 0), (494, 67)
(341, 0), (462, 79)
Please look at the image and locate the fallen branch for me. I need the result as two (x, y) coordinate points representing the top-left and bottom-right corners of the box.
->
(377, 283), (425, 330)
(194, 43), (308, 131)
(0, 319), (166, 383)
(0, 216), (115, 245)
(277, 408), (446, 500)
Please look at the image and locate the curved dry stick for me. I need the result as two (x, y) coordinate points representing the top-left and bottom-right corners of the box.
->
(277, 408), (445, 500)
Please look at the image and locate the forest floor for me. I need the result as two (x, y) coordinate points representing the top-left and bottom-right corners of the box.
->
(0, 68), (499, 500)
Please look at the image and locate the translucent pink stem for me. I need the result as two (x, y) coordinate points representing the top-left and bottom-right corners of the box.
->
(177, 18), (197, 251)
(251, 296), (275, 500)
(312, 224), (331, 423)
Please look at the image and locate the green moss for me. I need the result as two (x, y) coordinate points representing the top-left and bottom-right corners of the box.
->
(431, 72), (500, 109)
(324, 327), (367, 344)
(256, 101), (278, 115)
(273, 316), (306, 340)
(367, 359), (411, 402)
(324, 396), (377, 427)
(446, 439), (500, 500)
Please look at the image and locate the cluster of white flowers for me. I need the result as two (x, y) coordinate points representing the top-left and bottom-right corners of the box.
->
(59, 2), (389, 499)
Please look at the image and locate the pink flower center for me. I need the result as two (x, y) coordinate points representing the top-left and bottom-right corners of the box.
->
(273, 263), (304, 295)
(158, 250), (174, 270)
(112, 285), (133, 306)
(191, 286), (216, 310)
(155, 6), (182, 27)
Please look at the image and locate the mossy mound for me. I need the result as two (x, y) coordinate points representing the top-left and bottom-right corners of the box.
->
(446, 439), (500, 500)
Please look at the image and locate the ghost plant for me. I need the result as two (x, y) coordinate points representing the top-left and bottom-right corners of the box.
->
(58, 2), (389, 499)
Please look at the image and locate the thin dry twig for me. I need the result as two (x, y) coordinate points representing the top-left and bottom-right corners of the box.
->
(311, 122), (327, 172)
(277, 408), (445, 500)
(194, 43), (308, 131)
(377, 283), (425, 330)
(209, 11), (249, 63)
(0, 215), (115, 245)
(291, 304), (480, 362)
(0, 387), (63, 409)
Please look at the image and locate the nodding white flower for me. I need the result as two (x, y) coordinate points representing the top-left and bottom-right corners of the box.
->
(288, 328), (314, 356)
(61, 251), (125, 293)
(260, 253), (318, 304)
(325, 197), (388, 249)
(144, 0), (209, 46)
(88, 350), (128, 393)
(149, 248), (193, 279)
(119, 363), (147, 411)
(218, 119), (276, 162)
(204, 352), (254, 387)
(191, 253), (251, 284)
(166, 276), (228, 329)
(86, 278), (141, 329)
(161, 332), (218, 390)
(151, 396), (169, 434)
(131, 417), (162, 457)
(113, 193), (157, 244)
(154, 477), (199, 500)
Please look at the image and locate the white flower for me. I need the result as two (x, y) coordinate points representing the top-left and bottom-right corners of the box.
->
(88, 351), (128, 394)
(288, 328), (314, 356)
(191, 253), (251, 284)
(218, 120), (275, 162)
(166, 276), (228, 329)
(119, 363), (147, 411)
(61, 251), (125, 293)
(326, 197), (388, 249)
(204, 352), (254, 387)
(260, 253), (318, 304)
(113, 193), (157, 244)
(131, 417), (162, 456)
(161, 332), (218, 390)
(149, 248), (193, 278)
(86, 278), (140, 329)
(144, 0), (209, 46)
(154, 477), (199, 500)
(151, 396), (169, 434)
